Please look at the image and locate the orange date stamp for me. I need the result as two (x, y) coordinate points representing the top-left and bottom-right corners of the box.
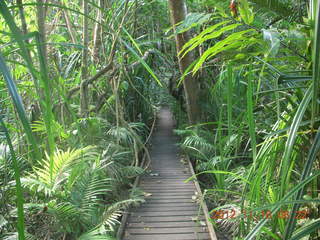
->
(211, 209), (310, 220)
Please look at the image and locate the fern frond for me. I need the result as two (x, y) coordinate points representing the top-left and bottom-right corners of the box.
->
(22, 146), (97, 196)
(250, 0), (293, 17)
(31, 120), (69, 140)
(70, 169), (111, 216)
(119, 166), (144, 179)
(101, 199), (144, 231)
(47, 202), (79, 222)
(107, 126), (135, 146)
(78, 228), (115, 240)
(182, 135), (215, 155)
(3, 232), (37, 240)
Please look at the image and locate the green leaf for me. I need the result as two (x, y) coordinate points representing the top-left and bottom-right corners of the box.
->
(0, 53), (40, 163)
(122, 40), (163, 87)
(176, 12), (212, 33)
(0, 117), (25, 240)
(244, 171), (320, 240)
(179, 21), (240, 57)
(291, 218), (320, 240)
(239, 0), (254, 24)
(311, 0), (320, 126)
(192, 29), (255, 74)
(280, 85), (313, 197)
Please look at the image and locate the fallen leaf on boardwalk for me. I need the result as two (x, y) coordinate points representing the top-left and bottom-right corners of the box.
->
(143, 192), (152, 197)
(200, 221), (206, 226)
(150, 173), (159, 176)
(191, 216), (199, 221)
(180, 159), (187, 165)
(157, 180), (162, 183)
(144, 227), (150, 231)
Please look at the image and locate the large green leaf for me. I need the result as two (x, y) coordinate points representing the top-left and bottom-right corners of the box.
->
(0, 53), (40, 162)
(0, 117), (25, 240)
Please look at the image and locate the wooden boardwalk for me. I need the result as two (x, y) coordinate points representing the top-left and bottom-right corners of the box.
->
(121, 108), (217, 240)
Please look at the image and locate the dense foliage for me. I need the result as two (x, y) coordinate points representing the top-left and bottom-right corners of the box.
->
(0, 0), (319, 239)
(174, 0), (320, 239)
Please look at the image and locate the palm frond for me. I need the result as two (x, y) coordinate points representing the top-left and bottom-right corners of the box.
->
(107, 126), (135, 146)
(182, 135), (215, 155)
(22, 146), (97, 196)
(78, 228), (115, 240)
(250, 0), (293, 17)
(70, 169), (111, 216)
(101, 199), (144, 231)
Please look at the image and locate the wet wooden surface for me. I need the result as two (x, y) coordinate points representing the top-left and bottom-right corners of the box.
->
(123, 108), (213, 240)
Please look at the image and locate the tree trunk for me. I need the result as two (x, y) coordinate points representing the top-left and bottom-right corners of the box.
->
(17, 0), (28, 35)
(62, 3), (77, 44)
(80, 0), (89, 117)
(36, 0), (47, 62)
(168, 0), (200, 124)
(92, 0), (104, 62)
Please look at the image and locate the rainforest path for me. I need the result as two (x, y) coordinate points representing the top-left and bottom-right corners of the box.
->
(121, 107), (220, 240)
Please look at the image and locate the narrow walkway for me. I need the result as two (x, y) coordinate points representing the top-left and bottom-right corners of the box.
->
(122, 108), (213, 240)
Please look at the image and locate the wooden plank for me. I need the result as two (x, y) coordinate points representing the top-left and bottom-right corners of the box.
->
(140, 182), (193, 186)
(143, 195), (193, 200)
(142, 199), (196, 204)
(141, 202), (199, 207)
(136, 206), (199, 212)
(128, 215), (206, 222)
(126, 221), (205, 228)
(123, 232), (210, 240)
(141, 186), (195, 190)
(127, 226), (208, 234)
(139, 189), (195, 193)
(140, 192), (195, 197)
(130, 210), (200, 217)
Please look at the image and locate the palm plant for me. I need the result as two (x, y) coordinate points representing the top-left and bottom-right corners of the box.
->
(174, 0), (320, 239)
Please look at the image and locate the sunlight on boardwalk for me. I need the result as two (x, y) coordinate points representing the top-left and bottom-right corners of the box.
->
(123, 108), (212, 240)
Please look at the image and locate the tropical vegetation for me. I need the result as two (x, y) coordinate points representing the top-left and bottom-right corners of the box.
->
(0, 0), (319, 239)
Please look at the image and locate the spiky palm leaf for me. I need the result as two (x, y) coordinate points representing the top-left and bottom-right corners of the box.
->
(22, 146), (97, 196)
(107, 126), (135, 146)
(78, 228), (115, 240)
(70, 168), (111, 218)
(182, 134), (215, 158)
(101, 199), (144, 232)
(250, 0), (292, 16)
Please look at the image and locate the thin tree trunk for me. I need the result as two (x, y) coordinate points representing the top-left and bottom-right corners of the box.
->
(168, 0), (200, 124)
(17, 0), (28, 35)
(92, 0), (104, 62)
(36, 0), (47, 62)
(62, 3), (77, 44)
(80, 0), (89, 117)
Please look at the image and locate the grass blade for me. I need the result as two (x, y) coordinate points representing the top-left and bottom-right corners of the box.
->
(0, 52), (40, 162)
(0, 116), (25, 240)
(247, 71), (257, 162)
(122, 40), (163, 87)
(283, 125), (320, 239)
(291, 219), (320, 240)
(227, 64), (233, 138)
(311, 0), (320, 126)
(280, 85), (312, 197)
(244, 171), (320, 240)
